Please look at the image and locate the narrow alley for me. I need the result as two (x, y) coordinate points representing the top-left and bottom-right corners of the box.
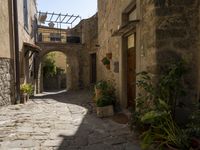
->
(0, 90), (140, 150)
(1, 0), (200, 149)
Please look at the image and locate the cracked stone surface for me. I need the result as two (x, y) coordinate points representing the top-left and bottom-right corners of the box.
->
(0, 90), (141, 150)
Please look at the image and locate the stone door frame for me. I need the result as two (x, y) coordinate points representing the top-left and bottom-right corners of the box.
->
(119, 0), (141, 108)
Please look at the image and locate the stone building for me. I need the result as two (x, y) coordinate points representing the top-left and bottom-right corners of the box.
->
(97, 0), (200, 113)
(0, 0), (40, 106)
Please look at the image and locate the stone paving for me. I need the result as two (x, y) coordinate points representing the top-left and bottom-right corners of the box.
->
(0, 90), (140, 150)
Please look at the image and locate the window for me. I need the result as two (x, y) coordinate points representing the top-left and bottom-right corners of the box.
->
(67, 36), (81, 43)
(23, 0), (29, 30)
(128, 34), (135, 49)
(50, 33), (61, 42)
(128, 9), (137, 21)
(122, 1), (137, 25)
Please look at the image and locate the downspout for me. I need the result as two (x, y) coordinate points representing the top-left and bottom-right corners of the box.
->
(13, 0), (20, 104)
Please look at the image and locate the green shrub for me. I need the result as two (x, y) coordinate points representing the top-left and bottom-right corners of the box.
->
(96, 93), (115, 107)
(101, 57), (110, 65)
(129, 58), (195, 150)
(20, 84), (34, 95)
(95, 80), (116, 107)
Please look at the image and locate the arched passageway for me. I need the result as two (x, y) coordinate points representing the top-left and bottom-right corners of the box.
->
(35, 43), (83, 93)
(42, 51), (67, 91)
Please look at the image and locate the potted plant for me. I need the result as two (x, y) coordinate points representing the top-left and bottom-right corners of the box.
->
(101, 57), (110, 70)
(20, 83), (33, 104)
(94, 80), (115, 117)
(94, 80), (108, 101)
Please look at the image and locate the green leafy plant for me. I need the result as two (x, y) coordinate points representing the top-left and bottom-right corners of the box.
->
(95, 80), (116, 107)
(129, 58), (193, 149)
(43, 52), (57, 77)
(20, 84), (34, 95)
(95, 80), (109, 91)
(96, 93), (115, 107)
(140, 100), (189, 150)
(185, 103), (200, 139)
(101, 57), (110, 65)
(158, 59), (188, 116)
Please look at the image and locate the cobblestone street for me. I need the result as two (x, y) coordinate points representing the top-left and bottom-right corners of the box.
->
(0, 90), (140, 150)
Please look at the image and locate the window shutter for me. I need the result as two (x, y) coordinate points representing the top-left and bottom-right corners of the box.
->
(23, 0), (28, 29)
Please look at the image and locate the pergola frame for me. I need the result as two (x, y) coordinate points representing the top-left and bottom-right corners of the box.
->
(38, 11), (81, 28)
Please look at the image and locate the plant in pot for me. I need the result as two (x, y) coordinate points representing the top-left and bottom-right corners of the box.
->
(20, 83), (33, 104)
(94, 80), (109, 101)
(102, 57), (110, 70)
(95, 80), (116, 117)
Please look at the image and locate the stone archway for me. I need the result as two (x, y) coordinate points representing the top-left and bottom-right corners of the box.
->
(35, 43), (83, 93)
(42, 51), (67, 91)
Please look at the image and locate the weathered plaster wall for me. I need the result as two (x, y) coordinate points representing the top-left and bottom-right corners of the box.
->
(53, 51), (67, 72)
(17, 0), (36, 49)
(17, 0), (37, 82)
(0, 0), (13, 58)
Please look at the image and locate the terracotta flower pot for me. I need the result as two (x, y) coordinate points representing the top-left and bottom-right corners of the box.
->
(105, 64), (110, 70)
(106, 53), (112, 59)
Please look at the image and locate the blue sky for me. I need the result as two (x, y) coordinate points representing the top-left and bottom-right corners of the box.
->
(37, 0), (97, 19)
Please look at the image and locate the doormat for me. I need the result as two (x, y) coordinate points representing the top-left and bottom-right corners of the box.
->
(110, 113), (129, 124)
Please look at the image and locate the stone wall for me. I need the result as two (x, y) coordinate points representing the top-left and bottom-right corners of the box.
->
(139, 0), (157, 72)
(0, 58), (14, 106)
(97, 0), (200, 109)
(154, 0), (200, 106)
(98, 0), (134, 105)
(79, 14), (98, 87)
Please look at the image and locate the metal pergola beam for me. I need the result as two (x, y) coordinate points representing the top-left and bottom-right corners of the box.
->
(65, 14), (74, 24)
(37, 11), (81, 29)
(70, 15), (80, 24)
(49, 12), (54, 22)
(61, 13), (68, 22)
(55, 13), (61, 22)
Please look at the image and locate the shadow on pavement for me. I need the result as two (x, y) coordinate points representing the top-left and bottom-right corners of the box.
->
(32, 90), (140, 150)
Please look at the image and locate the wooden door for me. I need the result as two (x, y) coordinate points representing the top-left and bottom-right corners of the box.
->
(127, 33), (136, 108)
(90, 53), (97, 83)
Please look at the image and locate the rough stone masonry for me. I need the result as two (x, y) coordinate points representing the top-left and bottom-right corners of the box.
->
(0, 58), (14, 106)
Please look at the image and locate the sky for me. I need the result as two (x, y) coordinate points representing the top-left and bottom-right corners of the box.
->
(37, 0), (97, 19)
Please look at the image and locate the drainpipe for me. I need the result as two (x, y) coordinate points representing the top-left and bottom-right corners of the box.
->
(13, 0), (20, 104)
